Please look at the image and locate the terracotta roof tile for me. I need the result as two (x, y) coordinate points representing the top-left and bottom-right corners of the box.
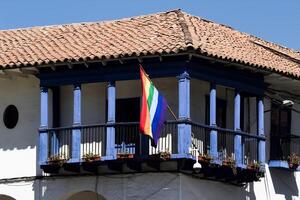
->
(0, 10), (299, 78)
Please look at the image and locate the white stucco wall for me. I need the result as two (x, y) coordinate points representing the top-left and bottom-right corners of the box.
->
(0, 75), (40, 179)
(58, 78), (255, 129)
(0, 169), (293, 200)
(0, 181), (34, 200)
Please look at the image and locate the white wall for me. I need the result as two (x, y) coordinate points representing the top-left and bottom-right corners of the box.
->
(10, 169), (295, 200)
(0, 182), (34, 200)
(0, 75), (39, 179)
(82, 83), (106, 125)
(58, 78), (251, 128)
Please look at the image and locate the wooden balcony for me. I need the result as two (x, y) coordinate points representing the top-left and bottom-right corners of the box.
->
(269, 134), (300, 170)
(40, 120), (265, 184)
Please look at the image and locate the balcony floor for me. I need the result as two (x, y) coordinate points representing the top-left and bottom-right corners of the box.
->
(41, 157), (264, 186)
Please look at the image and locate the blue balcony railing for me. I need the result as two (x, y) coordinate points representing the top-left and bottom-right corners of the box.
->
(40, 120), (264, 166)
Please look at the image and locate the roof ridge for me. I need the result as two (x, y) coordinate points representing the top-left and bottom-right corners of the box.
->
(174, 10), (194, 49)
(181, 11), (300, 56)
(0, 9), (182, 33)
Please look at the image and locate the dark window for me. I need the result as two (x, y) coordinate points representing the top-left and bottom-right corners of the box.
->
(270, 103), (291, 160)
(113, 98), (140, 145)
(116, 98), (140, 123)
(205, 96), (227, 128)
(3, 105), (19, 129)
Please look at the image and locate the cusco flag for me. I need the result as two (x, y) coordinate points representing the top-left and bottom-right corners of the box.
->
(139, 65), (167, 145)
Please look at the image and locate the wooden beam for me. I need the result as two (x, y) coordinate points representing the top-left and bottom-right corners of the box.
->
(4, 68), (28, 77)
(0, 70), (6, 75)
(20, 67), (39, 75)
(0, 70), (11, 79)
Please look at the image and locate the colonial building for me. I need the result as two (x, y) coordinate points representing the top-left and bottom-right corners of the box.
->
(0, 10), (299, 200)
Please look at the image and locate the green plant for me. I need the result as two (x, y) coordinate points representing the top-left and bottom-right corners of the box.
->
(222, 155), (236, 167)
(222, 155), (237, 175)
(149, 149), (171, 161)
(158, 150), (171, 160)
(82, 152), (101, 162)
(47, 154), (68, 166)
(198, 154), (213, 163)
(287, 153), (300, 169)
(247, 161), (260, 171)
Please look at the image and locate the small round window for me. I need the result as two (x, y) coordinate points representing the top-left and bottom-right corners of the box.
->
(3, 105), (19, 129)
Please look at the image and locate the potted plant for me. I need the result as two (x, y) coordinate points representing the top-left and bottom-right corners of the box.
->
(244, 161), (264, 182)
(247, 162), (260, 172)
(288, 153), (300, 170)
(221, 155), (237, 176)
(159, 150), (171, 160)
(47, 154), (68, 167)
(198, 154), (213, 164)
(117, 151), (134, 159)
(149, 150), (171, 161)
(82, 153), (101, 163)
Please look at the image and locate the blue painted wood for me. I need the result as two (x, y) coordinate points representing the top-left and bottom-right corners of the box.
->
(209, 83), (218, 159)
(39, 131), (48, 165)
(269, 160), (289, 168)
(71, 84), (82, 162)
(39, 60), (264, 95)
(73, 84), (81, 125)
(71, 129), (81, 162)
(106, 81), (116, 158)
(178, 71), (191, 155)
(258, 97), (265, 164)
(51, 131), (59, 156)
(234, 90), (242, 165)
(40, 87), (49, 128)
(39, 87), (49, 164)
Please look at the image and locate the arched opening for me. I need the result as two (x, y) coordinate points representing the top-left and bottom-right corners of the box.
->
(65, 191), (106, 200)
(0, 195), (16, 200)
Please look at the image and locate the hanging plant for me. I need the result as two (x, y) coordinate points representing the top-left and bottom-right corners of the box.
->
(288, 153), (300, 170)
(198, 154), (213, 164)
(47, 154), (69, 166)
(82, 153), (101, 162)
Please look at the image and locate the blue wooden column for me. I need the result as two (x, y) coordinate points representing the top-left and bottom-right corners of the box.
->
(71, 84), (81, 162)
(39, 86), (49, 165)
(106, 81), (116, 159)
(234, 90), (242, 166)
(209, 83), (218, 159)
(258, 97), (265, 164)
(178, 71), (191, 155)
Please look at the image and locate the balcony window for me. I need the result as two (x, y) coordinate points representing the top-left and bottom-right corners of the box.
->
(115, 97), (140, 154)
(270, 103), (292, 160)
(205, 96), (227, 128)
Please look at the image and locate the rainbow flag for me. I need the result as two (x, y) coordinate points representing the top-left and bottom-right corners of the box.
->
(139, 66), (167, 145)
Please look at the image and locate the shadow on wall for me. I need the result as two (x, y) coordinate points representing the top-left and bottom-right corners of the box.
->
(0, 76), (39, 151)
(33, 172), (261, 200)
(269, 168), (299, 200)
(61, 191), (106, 200)
(181, 175), (256, 200)
(0, 194), (16, 200)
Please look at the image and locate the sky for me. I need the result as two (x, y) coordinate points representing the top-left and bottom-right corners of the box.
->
(0, 0), (299, 51)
